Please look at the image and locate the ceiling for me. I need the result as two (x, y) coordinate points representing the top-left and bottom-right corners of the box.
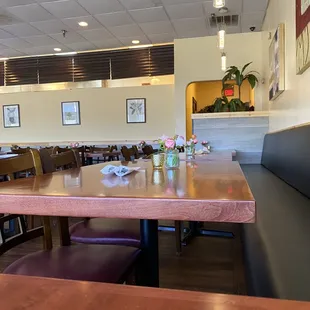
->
(0, 0), (269, 58)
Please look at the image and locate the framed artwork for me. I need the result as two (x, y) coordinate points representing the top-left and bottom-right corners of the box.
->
(269, 24), (285, 101)
(61, 101), (81, 126)
(3, 104), (20, 128)
(192, 97), (198, 113)
(126, 98), (146, 123)
(296, 0), (310, 74)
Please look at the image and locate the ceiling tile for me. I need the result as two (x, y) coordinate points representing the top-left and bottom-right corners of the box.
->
(18, 45), (71, 56)
(0, 29), (15, 39)
(166, 3), (205, 20)
(0, 42), (9, 49)
(65, 41), (96, 51)
(129, 7), (169, 23)
(30, 19), (71, 34)
(243, 0), (269, 13)
(6, 3), (54, 22)
(95, 12), (134, 28)
(241, 23), (262, 33)
(91, 38), (122, 49)
(118, 35), (150, 46)
(241, 12), (266, 27)
(41, 0), (90, 19)
(203, 0), (242, 15)
(77, 0), (124, 15)
(118, 0), (155, 10)
(139, 21), (174, 35)
(78, 28), (114, 41)
(0, 48), (26, 57)
(173, 18), (207, 33)
(62, 16), (103, 31)
(1, 23), (42, 36)
(148, 32), (175, 44)
(226, 26), (241, 34)
(50, 31), (86, 44)
(177, 28), (209, 39)
(0, 38), (32, 48)
(0, 0), (36, 7)
(22, 34), (59, 46)
(108, 24), (144, 37)
(161, 0), (202, 4)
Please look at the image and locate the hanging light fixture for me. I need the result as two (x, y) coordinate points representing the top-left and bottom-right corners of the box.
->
(213, 0), (225, 8)
(221, 53), (227, 71)
(218, 29), (225, 50)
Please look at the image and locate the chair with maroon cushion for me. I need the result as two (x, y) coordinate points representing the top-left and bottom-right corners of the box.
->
(0, 149), (141, 284)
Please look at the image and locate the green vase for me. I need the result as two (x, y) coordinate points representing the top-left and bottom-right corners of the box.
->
(165, 149), (180, 169)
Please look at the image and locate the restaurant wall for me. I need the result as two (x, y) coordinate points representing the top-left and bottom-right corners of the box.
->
(174, 32), (263, 137)
(262, 0), (310, 132)
(0, 84), (174, 144)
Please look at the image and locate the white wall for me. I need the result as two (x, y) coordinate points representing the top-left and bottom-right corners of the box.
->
(262, 0), (310, 132)
(174, 32), (264, 137)
(0, 84), (174, 144)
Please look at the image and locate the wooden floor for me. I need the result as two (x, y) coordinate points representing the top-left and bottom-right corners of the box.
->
(0, 220), (246, 295)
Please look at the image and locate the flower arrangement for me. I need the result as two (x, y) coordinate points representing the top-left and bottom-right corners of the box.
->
(186, 134), (198, 147)
(69, 142), (79, 148)
(157, 134), (185, 151)
(201, 141), (211, 153)
(139, 140), (146, 148)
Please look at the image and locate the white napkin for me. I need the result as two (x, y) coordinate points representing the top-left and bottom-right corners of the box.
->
(100, 165), (140, 177)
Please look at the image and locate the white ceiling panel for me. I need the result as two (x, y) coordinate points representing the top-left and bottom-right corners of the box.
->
(108, 24), (144, 37)
(6, 3), (54, 22)
(41, 0), (90, 19)
(242, 12), (266, 28)
(173, 17), (207, 33)
(148, 32), (175, 43)
(118, 35), (150, 46)
(78, 28), (114, 41)
(0, 48), (25, 57)
(65, 41), (96, 51)
(0, 42), (10, 49)
(95, 12), (134, 28)
(50, 31), (86, 44)
(0, 29), (15, 39)
(22, 34), (59, 46)
(30, 19), (71, 34)
(166, 3), (205, 20)
(161, 0), (202, 5)
(77, 0), (124, 15)
(203, 0), (243, 15)
(62, 16), (103, 31)
(91, 38), (122, 49)
(139, 21), (174, 35)
(129, 7), (169, 23)
(0, 0), (36, 7)
(0, 38), (32, 48)
(243, 0), (269, 13)
(118, 0), (155, 10)
(18, 45), (71, 55)
(1, 23), (42, 36)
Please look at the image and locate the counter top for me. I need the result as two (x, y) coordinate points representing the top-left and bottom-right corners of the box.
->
(192, 111), (269, 119)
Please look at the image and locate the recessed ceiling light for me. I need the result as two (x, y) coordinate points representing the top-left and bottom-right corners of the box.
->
(54, 48), (62, 52)
(78, 21), (88, 27)
(132, 40), (140, 44)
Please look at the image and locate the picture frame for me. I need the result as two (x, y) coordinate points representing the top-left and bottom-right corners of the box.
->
(126, 98), (146, 123)
(3, 104), (20, 128)
(269, 23), (285, 101)
(61, 101), (81, 126)
(296, 0), (310, 74)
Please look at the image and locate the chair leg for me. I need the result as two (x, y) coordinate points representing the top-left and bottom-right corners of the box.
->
(27, 215), (34, 229)
(175, 221), (182, 256)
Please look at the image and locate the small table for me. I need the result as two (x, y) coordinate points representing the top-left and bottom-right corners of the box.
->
(1, 274), (309, 310)
(0, 161), (255, 288)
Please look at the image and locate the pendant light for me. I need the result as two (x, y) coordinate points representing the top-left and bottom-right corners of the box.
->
(221, 53), (227, 71)
(218, 29), (225, 50)
(213, 0), (225, 8)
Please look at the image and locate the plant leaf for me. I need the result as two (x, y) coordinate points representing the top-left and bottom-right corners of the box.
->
(241, 62), (252, 74)
(246, 74), (259, 88)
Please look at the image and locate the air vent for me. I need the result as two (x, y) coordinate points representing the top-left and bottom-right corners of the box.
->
(209, 14), (239, 28)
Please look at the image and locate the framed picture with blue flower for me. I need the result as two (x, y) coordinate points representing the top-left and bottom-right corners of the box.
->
(126, 98), (146, 124)
(3, 104), (20, 128)
(61, 101), (81, 126)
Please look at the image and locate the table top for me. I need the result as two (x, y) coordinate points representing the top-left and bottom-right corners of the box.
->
(1, 275), (309, 310)
(0, 161), (255, 223)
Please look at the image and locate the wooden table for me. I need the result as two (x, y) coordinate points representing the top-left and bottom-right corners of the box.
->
(0, 154), (18, 160)
(86, 151), (121, 164)
(179, 150), (237, 161)
(0, 161), (255, 287)
(1, 275), (309, 310)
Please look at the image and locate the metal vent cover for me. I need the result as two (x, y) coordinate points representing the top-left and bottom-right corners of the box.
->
(209, 15), (239, 28)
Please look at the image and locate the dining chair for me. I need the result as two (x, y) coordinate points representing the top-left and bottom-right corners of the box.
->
(142, 145), (154, 156)
(0, 150), (141, 284)
(121, 146), (135, 161)
(11, 147), (31, 154)
(132, 146), (140, 159)
(89, 146), (110, 163)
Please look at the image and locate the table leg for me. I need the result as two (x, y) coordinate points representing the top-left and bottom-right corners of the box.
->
(138, 219), (159, 287)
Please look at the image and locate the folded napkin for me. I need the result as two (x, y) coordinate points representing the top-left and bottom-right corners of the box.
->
(100, 165), (140, 177)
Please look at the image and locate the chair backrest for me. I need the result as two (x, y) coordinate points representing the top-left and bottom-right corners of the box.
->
(121, 146), (135, 161)
(109, 145), (118, 152)
(0, 149), (52, 255)
(11, 147), (30, 155)
(53, 146), (70, 154)
(51, 149), (81, 171)
(142, 145), (154, 156)
(90, 146), (111, 153)
(131, 145), (140, 159)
